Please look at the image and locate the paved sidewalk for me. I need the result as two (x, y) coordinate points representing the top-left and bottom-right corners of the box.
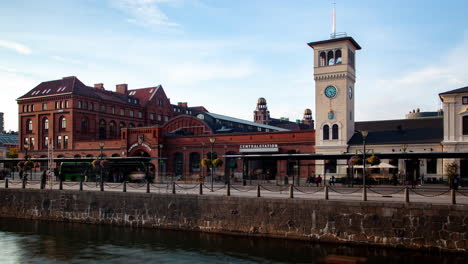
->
(2, 180), (467, 205)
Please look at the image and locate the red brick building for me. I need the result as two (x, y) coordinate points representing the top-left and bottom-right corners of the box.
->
(17, 76), (315, 181)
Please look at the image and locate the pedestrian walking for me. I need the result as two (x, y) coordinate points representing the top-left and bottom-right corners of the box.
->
(330, 176), (335, 186)
(41, 170), (47, 189)
(316, 175), (322, 187)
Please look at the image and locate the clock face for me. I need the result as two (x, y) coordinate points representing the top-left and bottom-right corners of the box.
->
(324, 86), (337, 98)
(349, 86), (353, 99)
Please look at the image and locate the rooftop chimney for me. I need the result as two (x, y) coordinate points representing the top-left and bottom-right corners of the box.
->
(94, 83), (104, 90)
(177, 102), (188, 108)
(116, 84), (128, 95)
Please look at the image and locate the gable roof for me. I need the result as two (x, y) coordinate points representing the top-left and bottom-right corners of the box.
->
(439, 86), (468, 101)
(205, 112), (289, 132)
(348, 117), (443, 145)
(17, 76), (165, 107)
(127, 86), (161, 106)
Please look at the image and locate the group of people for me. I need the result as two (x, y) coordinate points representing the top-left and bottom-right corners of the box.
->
(306, 175), (337, 186)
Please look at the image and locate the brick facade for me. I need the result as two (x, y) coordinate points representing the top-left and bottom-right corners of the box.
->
(17, 77), (316, 181)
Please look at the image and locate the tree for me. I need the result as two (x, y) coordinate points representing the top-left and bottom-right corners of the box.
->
(6, 148), (18, 158)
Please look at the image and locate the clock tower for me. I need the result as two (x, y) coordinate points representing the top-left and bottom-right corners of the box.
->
(308, 36), (361, 157)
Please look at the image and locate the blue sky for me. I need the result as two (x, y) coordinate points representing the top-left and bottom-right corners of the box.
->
(1, 0), (467, 131)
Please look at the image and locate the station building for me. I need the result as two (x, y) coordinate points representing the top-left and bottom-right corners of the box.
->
(16, 77), (315, 182)
(16, 33), (468, 184)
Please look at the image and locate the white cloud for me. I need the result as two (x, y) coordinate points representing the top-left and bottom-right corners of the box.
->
(50, 55), (83, 65)
(356, 36), (468, 121)
(111, 0), (180, 27)
(0, 40), (32, 55)
(162, 61), (257, 85)
(0, 66), (19, 73)
(0, 72), (39, 131)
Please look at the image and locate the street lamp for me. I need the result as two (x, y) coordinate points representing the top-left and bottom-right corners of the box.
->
(201, 142), (205, 183)
(23, 142), (29, 180)
(361, 130), (368, 201)
(209, 137), (216, 191)
(23, 142), (29, 160)
(99, 142), (104, 186)
(159, 144), (163, 183)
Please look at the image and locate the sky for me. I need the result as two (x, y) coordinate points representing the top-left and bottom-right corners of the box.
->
(1, 0), (467, 131)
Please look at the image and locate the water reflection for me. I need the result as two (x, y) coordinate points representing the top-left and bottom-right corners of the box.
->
(0, 218), (465, 264)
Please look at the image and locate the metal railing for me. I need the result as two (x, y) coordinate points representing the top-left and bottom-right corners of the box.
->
(0, 178), (466, 205)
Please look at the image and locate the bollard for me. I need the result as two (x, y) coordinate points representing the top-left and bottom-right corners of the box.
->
(5, 179), (8, 189)
(22, 178), (26, 189)
(324, 186), (329, 200)
(362, 186), (367, 201)
(172, 182), (176, 194)
(146, 181), (150, 193)
(289, 184), (294, 199)
(451, 189), (456, 205)
(404, 187), (409, 203)
(100, 181), (104, 192)
(123, 181), (127, 193)
(59, 180), (63, 190)
(80, 180), (83, 191)
(227, 182), (231, 196)
(257, 184), (261, 198)
(199, 183), (203, 195)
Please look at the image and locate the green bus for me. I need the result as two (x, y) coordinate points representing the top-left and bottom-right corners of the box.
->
(59, 162), (91, 181)
(59, 160), (154, 182)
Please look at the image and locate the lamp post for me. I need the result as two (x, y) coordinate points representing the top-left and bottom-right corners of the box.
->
(99, 142), (104, 186)
(23, 142), (29, 180)
(158, 144), (163, 183)
(201, 142), (205, 183)
(361, 130), (368, 201)
(209, 137), (216, 191)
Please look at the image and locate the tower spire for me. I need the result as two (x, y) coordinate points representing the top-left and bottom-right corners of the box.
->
(332, 1), (336, 36)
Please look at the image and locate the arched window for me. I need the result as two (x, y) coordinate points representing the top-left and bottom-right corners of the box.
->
(463, 116), (468, 135)
(27, 119), (33, 132)
(335, 49), (342, 64)
(109, 121), (116, 138)
(327, 50), (334, 66)
(332, 124), (339, 139)
(60, 116), (66, 129)
(81, 118), (88, 132)
(128, 123), (134, 128)
(319, 51), (326, 67)
(323, 125), (329, 140)
(43, 118), (49, 130)
(119, 122), (125, 135)
(174, 152), (184, 176)
(99, 120), (106, 140)
(189, 152), (201, 172)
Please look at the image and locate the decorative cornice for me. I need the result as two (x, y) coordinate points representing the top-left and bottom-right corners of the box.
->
(314, 72), (356, 82)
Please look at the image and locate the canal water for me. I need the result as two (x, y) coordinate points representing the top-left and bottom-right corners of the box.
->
(0, 218), (465, 264)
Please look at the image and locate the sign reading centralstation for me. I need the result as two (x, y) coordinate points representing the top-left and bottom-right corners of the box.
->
(239, 144), (279, 153)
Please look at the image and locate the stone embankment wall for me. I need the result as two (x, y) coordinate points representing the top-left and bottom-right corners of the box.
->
(0, 189), (466, 252)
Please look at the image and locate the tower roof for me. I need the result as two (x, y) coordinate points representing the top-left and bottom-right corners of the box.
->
(307, 36), (361, 50)
(257, 97), (267, 105)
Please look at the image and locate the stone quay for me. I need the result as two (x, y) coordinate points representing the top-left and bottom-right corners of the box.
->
(0, 188), (466, 252)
